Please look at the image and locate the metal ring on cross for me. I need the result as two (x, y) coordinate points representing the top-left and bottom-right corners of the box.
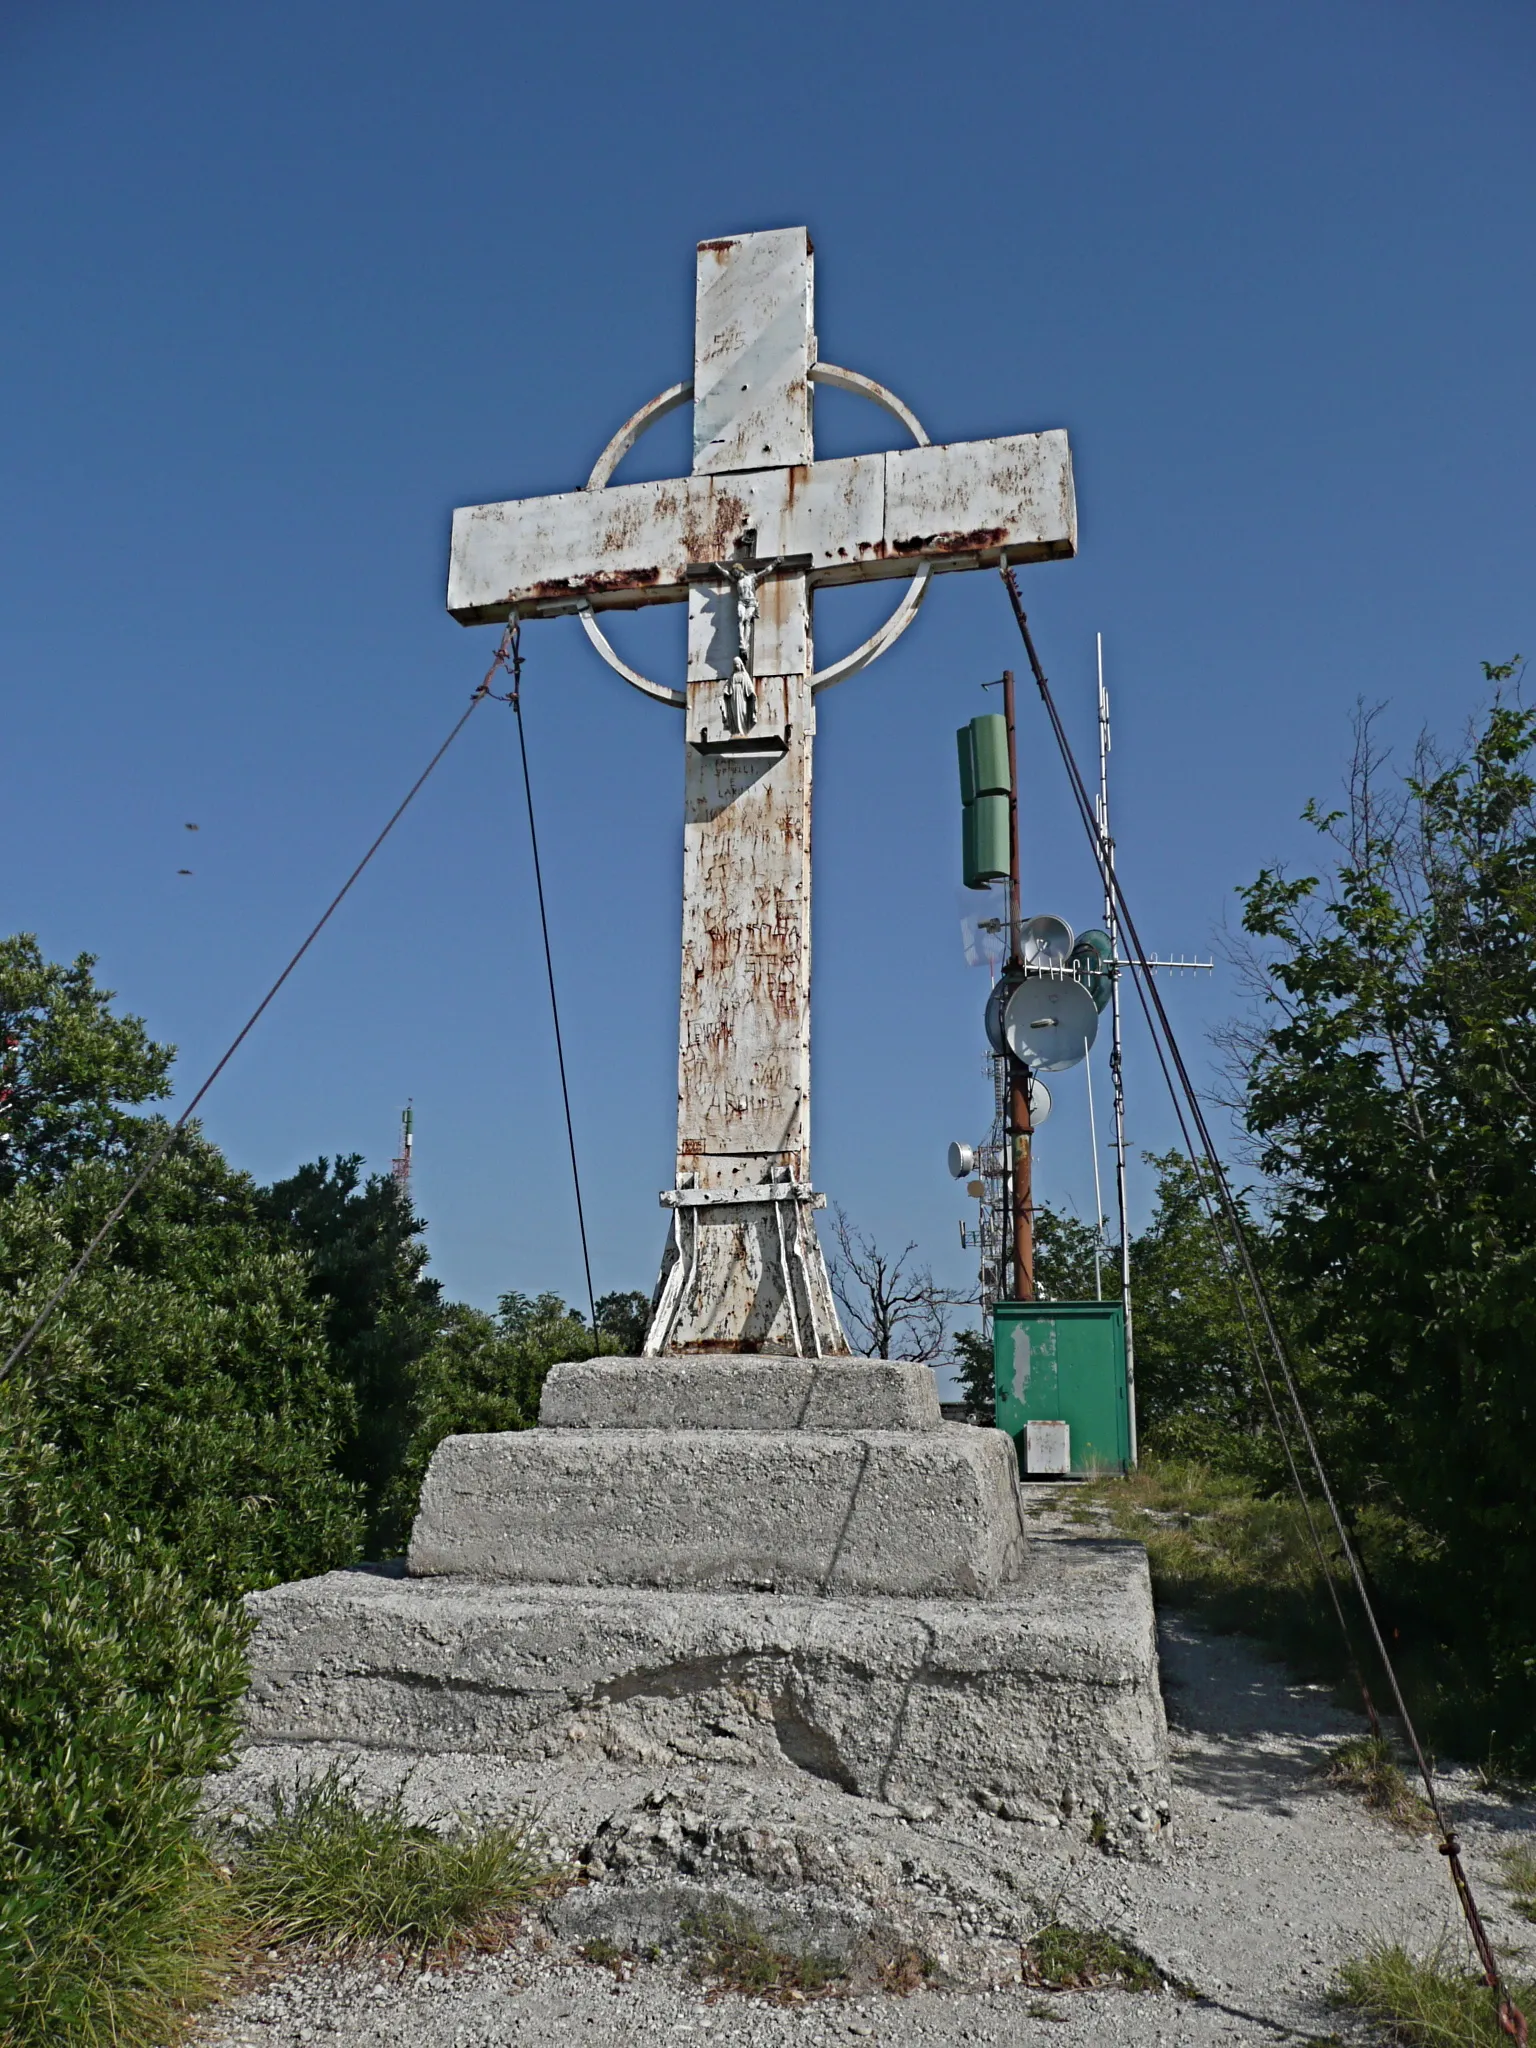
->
(574, 363), (935, 709)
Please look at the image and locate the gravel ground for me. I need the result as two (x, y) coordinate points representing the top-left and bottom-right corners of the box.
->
(202, 1549), (1536, 2047)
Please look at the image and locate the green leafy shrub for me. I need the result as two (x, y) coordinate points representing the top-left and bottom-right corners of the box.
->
(0, 1133), (364, 1603)
(0, 1402), (248, 2048)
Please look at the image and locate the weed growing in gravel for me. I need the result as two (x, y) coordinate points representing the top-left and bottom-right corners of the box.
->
(1022, 1923), (1162, 1992)
(1476, 1759), (1536, 1801)
(1504, 1843), (1536, 1924)
(226, 1766), (556, 1960)
(1320, 1735), (1434, 1832)
(1335, 1937), (1536, 2045)
(682, 1905), (842, 2004)
(579, 1936), (658, 1983)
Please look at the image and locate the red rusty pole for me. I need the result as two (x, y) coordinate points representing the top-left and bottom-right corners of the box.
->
(1002, 669), (1034, 1300)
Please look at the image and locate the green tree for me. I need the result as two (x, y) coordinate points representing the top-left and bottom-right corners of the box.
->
(1, 1129), (363, 1602)
(256, 1156), (440, 1552)
(0, 936), (172, 1196)
(1035, 1206), (1105, 1301)
(384, 1289), (599, 1536)
(1129, 1151), (1289, 1465)
(1238, 690), (1536, 1755)
(594, 1289), (652, 1352)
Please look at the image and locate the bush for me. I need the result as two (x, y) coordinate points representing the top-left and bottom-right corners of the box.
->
(382, 1290), (606, 1540)
(0, 1132), (364, 1603)
(0, 1402), (247, 2048)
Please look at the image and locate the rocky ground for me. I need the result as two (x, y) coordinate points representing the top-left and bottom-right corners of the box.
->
(202, 1504), (1536, 2046)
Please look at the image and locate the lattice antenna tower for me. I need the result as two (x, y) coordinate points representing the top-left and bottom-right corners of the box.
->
(958, 1054), (1010, 1314)
(390, 1102), (414, 1194)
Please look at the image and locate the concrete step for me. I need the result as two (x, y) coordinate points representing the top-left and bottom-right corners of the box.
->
(240, 1540), (1169, 1848)
(538, 1354), (941, 1432)
(407, 1424), (1026, 1598)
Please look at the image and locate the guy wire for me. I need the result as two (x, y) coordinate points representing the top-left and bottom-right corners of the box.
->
(1, 635), (513, 1388)
(503, 621), (600, 1343)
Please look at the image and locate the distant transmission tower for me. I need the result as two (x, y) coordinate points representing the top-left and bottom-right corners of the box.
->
(390, 1102), (414, 1193)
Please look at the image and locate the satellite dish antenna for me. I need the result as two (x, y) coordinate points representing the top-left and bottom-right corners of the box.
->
(1026, 1075), (1053, 1127)
(947, 1141), (975, 1179)
(983, 973), (1021, 1056)
(1018, 915), (1074, 970)
(1003, 976), (1099, 1072)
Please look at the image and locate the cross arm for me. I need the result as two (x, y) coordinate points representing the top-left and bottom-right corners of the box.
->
(446, 430), (1075, 626)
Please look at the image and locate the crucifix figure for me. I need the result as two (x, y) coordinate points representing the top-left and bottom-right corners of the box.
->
(448, 227), (1075, 1356)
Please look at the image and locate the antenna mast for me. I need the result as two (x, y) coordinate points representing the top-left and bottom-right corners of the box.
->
(1002, 667), (1035, 1301)
(390, 1101), (414, 1194)
(1097, 636), (1137, 1462)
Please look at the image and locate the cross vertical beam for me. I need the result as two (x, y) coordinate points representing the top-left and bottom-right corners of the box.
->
(651, 230), (845, 1353)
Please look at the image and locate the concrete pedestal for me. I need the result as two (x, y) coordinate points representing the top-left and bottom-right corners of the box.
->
(236, 1355), (1169, 1849)
(242, 1541), (1166, 1839)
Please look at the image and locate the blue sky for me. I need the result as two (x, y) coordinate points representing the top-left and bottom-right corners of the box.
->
(3, 1), (1532, 1330)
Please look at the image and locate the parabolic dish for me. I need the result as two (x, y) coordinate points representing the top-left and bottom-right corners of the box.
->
(947, 1141), (975, 1180)
(983, 974), (1015, 1056)
(1018, 914), (1075, 970)
(1026, 1075), (1053, 1127)
(1003, 974), (1100, 1072)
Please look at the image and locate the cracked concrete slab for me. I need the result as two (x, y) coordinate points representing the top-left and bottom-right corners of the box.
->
(241, 1538), (1167, 1840)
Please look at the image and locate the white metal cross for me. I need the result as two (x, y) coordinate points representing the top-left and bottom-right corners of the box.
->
(448, 227), (1075, 1356)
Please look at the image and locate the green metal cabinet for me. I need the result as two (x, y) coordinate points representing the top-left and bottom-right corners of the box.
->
(993, 1300), (1131, 1477)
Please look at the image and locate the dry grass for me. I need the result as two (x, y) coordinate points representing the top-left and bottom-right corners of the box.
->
(1086, 1459), (1345, 1619)
(1083, 1457), (1384, 1718)
(681, 1904), (843, 2004)
(1504, 1842), (1536, 1924)
(1320, 1734), (1435, 1832)
(677, 1905), (934, 2004)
